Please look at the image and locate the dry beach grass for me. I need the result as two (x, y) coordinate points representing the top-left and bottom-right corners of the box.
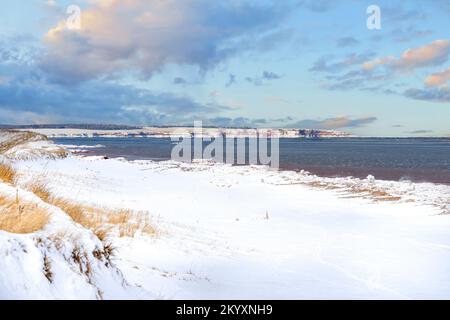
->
(29, 182), (156, 239)
(0, 162), (16, 184)
(0, 164), (50, 234)
(0, 195), (50, 234)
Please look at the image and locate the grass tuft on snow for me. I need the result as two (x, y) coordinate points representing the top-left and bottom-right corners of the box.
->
(29, 183), (156, 239)
(0, 194), (50, 234)
(0, 162), (16, 185)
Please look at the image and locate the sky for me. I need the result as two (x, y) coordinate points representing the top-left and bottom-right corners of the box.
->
(0, 0), (449, 136)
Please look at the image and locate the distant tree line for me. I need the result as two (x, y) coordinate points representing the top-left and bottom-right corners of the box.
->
(298, 129), (320, 138)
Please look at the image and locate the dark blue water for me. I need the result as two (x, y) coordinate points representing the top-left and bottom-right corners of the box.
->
(54, 137), (450, 185)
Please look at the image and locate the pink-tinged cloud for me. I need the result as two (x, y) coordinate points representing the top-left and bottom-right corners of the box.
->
(425, 67), (450, 87)
(289, 116), (377, 130)
(363, 40), (450, 71)
(41, 0), (288, 84)
(362, 56), (395, 70)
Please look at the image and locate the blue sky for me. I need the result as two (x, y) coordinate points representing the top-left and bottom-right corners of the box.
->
(0, 0), (449, 136)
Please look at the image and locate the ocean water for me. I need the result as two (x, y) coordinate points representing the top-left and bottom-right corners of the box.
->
(54, 137), (450, 185)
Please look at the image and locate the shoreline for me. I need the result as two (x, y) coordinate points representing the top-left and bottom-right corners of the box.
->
(57, 140), (450, 187)
(75, 155), (450, 214)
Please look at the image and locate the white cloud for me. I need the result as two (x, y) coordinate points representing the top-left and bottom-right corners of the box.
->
(41, 0), (289, 84)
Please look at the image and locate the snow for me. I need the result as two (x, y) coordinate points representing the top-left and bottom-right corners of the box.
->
(0, 182), (141, 300)
(8, 155), (450, 299)
(59, 144), (106, 149)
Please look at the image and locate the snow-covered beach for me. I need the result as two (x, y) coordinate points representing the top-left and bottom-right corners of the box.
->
(2, 0), (450, 304)
(1, 132), (450, 299)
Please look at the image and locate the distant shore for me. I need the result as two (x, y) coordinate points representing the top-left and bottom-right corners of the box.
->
(15, 127), (351, 138)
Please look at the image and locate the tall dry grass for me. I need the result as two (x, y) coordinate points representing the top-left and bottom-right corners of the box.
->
(28, 182), (156, 240)
(0, 195), (49, 234)
(0, 164), (49, 233)
(0, 162), (16, 184)
(29, 182), (52, 203)
(109, 210), (156, 238)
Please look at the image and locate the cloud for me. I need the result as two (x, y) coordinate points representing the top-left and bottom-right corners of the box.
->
(46, 0), (56, 7)
(395, 40), (450, 68)
(253, 28), (296, 51)
(204, 117), (266, 128)
(225, 74), (236, 88)
(173, 77), (188, 85)
(262, 71), (281, 80)
(315, 40), (450, 104)
(151, 116), (377, 130)
(390, 27), (433, 43)
(363, 40), (450, 71)
(287, 117), (377, 129)
(273, 116), (293, 122)
(204, 115), (296, 128)
(405, 130), (434, 134)
(310, 52), (375, 73)
(0, 35), (40, 67)
(336, 37), (359, 48)
(425, 67), (450, 87)
(404, 87), (450, 103)
(245, 70), (282, 86)
(362, 57), (396, 71)
(312, 41), (448, 101)
(318, 41), (450, 101)
(0, 109), (59, 125)
(321, 69), (390, 91)
(383, 6), (426, 22)
(41, 0), (291, 84)
(0, 72), (230, 125)
(245, 77), (257, 85)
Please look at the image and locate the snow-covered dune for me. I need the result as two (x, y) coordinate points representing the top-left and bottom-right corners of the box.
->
(0, 130), (66, 160)
(12, 156), (450, 299)
(0, 181), (140, 299)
